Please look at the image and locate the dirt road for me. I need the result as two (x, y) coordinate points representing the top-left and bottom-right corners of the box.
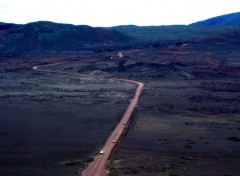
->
(117, 52), (123, 58)
(33, 57), (144, 176)
(82, 79), (143, 176)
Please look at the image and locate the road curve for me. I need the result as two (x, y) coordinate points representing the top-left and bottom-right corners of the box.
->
(32, 56), (144, 176)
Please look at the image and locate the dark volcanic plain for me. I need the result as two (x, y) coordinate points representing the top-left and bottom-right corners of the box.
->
(109, 45), (240, 176)
(0, 57), (135, 176)
(0, 25), (240, 176)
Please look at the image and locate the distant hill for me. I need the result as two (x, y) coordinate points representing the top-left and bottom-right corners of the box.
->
(0, 21), (132, 55)
(1, 20), (240, 56)
(191, 12), (240, 26)
(112, 25), (240, 42)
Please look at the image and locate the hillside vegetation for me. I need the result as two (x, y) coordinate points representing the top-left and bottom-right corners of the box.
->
(112, 25), (240, 42)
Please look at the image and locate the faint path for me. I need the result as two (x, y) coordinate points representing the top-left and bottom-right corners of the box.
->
(32, 54), (144, 176)
(117, 52), (123, 58)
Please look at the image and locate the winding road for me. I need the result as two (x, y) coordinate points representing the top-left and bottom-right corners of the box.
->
(32, 53), (144, 176)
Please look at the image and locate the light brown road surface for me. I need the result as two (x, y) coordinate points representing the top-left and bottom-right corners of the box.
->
(82, 79), (143, 176)
(117, 52), (123, 58)
(33, 58), (144, 176)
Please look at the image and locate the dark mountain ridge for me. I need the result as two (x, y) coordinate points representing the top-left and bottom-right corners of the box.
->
(0, 21), (132, 55)
(1, 12), (240, 56)
(191, 12), (240, 26)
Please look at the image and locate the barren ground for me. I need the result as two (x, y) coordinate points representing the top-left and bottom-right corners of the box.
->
(0, 43), (240, 175)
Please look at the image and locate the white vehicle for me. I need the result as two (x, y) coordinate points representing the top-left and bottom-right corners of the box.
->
(100, 150), (104, 154)
(113, 140), (116, 143)
(33, 66), (38, 70)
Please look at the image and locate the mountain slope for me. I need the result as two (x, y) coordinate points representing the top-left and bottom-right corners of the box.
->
(112, 25), (240, 42)
(0, 21), (132, 54)
(191, 12), (240, 26)
(191, 28), (240, 51)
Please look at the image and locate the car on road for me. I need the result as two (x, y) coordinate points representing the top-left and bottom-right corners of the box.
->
(100, 150), (104, 154)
